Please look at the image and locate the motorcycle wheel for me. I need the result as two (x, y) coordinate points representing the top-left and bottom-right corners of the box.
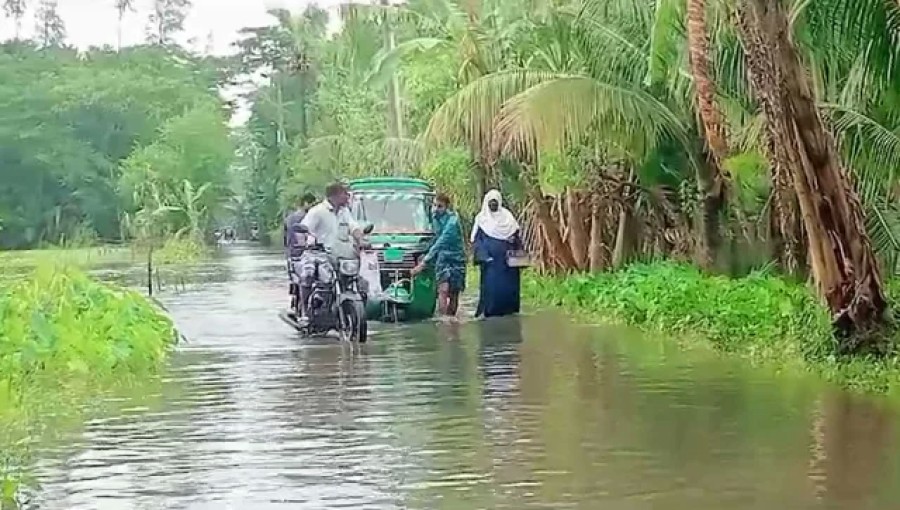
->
(339, 300), (368, 343)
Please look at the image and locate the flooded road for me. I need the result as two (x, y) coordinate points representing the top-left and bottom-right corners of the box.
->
(27, 245), (900, 509)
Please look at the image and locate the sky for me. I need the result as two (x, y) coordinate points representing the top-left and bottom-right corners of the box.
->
(0, 0), (350, 55)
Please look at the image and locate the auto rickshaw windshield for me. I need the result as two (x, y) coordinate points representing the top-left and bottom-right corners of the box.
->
(352, 194), (431, 234)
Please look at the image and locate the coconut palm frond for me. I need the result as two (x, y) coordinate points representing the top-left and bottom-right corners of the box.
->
(365, 37), (452, 88)
(423, 68), (560, 151)
(493, 75), (687, 164)
(825, 103), (900, 200)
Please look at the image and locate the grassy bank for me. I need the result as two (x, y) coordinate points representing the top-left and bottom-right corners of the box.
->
(0, 264), (178, 504)
(0, 245), (135, 271)
(523, 262), (900, 395)
(0, 237), (211, 271)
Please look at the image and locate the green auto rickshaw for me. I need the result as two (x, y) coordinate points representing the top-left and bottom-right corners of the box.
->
(349, 177), (437, 322)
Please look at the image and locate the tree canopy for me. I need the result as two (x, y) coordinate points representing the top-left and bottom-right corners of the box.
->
(0, 42), (232, 248)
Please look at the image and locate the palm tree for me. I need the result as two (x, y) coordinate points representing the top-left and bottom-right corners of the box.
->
(115, 0), (136, 50)
(3, 0), (26, 40)
(733, 0), (890, 342)
(363, 0), (537, 197)
(419, 0), (698, 269)
(686, 0), (729, 269)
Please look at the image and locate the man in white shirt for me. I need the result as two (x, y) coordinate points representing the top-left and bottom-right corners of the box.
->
(295, 182), (368, 319)
(300, 183), (366, 257)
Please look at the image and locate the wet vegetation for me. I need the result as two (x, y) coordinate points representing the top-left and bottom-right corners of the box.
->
(0, 264), (177, 504)
(0, 1), (221, 503)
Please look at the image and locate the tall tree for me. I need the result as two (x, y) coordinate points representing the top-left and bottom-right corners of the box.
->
(3, 0), (26, 40)
(379, 0), (405, 138)
(34, 0), (65, 48)
(0, 45), (230, 248)
(735, 0), (888, 345)
(115, 0), (135, 50)
(147, 0), (192, 45)
(686, 0), (729, 270)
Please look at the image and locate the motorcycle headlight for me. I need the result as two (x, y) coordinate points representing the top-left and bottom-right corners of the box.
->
(339, 259), (360, 276)
(317, 264), (334, 283)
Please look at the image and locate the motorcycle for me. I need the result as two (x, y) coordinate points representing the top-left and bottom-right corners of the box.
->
(288, 223), (374, 343)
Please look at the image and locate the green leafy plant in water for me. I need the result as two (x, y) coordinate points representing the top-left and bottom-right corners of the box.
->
(524, 261), (900, 395)
(153, 236), (207, 266)
(0, 263), (178, 502)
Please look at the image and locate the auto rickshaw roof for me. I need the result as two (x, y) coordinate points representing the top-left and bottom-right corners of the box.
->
(348, 177), (433, 193)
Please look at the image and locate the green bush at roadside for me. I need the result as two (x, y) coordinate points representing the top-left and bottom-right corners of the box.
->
(0, 264), (177, 504)
(523, 261), (900, 395)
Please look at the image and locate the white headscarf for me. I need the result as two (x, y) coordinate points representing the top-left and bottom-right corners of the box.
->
(472, 189), (520, 241)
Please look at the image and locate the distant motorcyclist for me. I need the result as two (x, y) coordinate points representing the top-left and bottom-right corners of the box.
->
(295, 182), (369, 320)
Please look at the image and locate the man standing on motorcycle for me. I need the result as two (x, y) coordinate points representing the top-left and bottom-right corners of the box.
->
(295, 182), (369, 321)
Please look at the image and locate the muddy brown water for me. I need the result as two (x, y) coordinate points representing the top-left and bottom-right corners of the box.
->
(22, 244), (900, 509)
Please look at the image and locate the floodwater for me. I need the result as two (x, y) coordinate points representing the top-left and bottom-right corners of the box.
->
(24, 245), (900, 509)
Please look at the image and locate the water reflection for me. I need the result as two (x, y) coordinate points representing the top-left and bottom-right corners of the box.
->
(809, 392), (895, 510)
(23, 245), (900, 509)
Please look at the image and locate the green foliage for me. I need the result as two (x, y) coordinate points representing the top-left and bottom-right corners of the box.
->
(0, 264), (177, 500)
(420, 148), (479, 217)
(121, 103), (233, 241)
(524, 262), (900, 395)
(0, 43), (232, 250)
(153, 236), (207, 265)
(0, 265), (176, 384)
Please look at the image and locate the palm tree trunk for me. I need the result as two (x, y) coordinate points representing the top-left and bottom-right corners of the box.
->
(612, 168), (636, 268)
(523, 169), (576, 270)
(380, 0), (404, 138)
(588, 194), (607, 272)
(565, 188), (589, 269)
(686, 0), (729, 271)
(768, 144), (807, 277)
(472, 152), (495, 200)
(298, 73), (310, 142)
(735, 0), (888, 345)
(117, 13), (123, 50)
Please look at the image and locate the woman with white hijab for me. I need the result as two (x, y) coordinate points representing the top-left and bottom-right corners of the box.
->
(471, 189), (523, 318)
